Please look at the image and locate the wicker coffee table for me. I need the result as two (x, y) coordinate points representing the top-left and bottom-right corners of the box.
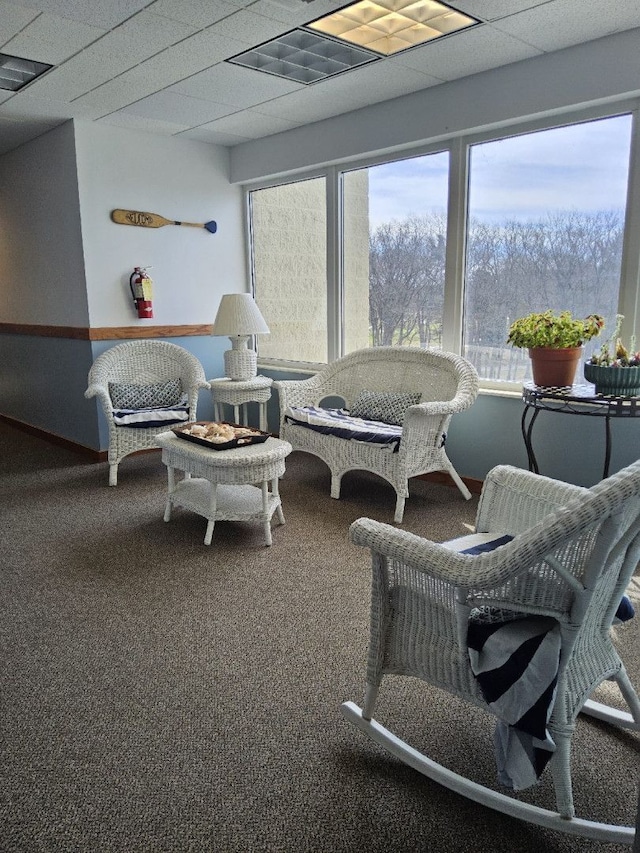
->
(155, 431), (292, 546)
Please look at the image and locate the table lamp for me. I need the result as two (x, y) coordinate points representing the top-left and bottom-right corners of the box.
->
(212, 293), (270, 381)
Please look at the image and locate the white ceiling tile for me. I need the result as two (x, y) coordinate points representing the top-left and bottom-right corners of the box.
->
(15, 0), (154, 29)
(112, 9), (199, 49)
(309, 61), (438, 104)
(70, 30), (249, 115)
(245, 0), (338, 26)
(118, 91), (236, 124)
(213, 0), (257, 8)
(168, 62), (303, 107)
(197, 108), (300, 137)
(492, 0), (640, 52)
(137, 29), (249, 81)
(178, 125), (252, 145)
(207, 9), (287, 46)
(147, 0), (239, 28)
(0, 1), (40, 44)
(449, 1), (547, 22)
(393, 23), (542, 79)
(98, 112), (191, 134)
(72, 76), (155, 115)
(0, 90), (102, 120)
(24, 13), (198, 102)
(1, 12), (106, 64)
(253, 86), (371, 123)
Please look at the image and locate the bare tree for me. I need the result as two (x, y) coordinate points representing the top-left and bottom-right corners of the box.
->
(369, 215), (446, 347)
(370, 210), (624, 374)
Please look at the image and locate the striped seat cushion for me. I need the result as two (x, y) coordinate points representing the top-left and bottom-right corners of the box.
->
(113, 398), (189, 427)
(284, 406), (402, 451)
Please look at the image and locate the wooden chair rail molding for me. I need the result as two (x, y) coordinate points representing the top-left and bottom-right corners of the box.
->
(0, 323), (213, 340)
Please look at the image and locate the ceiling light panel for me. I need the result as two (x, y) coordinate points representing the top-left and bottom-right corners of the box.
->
(307, 0), (478, 56)
(0, 53), (52, 92)
(228, 29), (379, 84)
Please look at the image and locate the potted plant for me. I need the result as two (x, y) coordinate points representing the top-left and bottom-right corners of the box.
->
(584, 314), (640, 396)
(507, 310), (604, 387)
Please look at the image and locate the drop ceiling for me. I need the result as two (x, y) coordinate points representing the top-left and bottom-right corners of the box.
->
(0, 0), (639, 157)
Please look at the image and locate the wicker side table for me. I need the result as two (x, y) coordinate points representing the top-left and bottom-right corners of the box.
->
(209, 375), (273, 432)
(155, 431), (292, 546)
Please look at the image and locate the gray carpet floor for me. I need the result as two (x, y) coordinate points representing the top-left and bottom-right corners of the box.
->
(1, 421), (639, 852)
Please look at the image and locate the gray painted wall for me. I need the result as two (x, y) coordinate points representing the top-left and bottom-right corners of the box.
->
(0, 122), (88, 326)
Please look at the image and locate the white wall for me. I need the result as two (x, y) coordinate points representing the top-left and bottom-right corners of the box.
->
(0, 121), (88, 326)
(230, 27), (640, 183)
(74, 122), (247, 327)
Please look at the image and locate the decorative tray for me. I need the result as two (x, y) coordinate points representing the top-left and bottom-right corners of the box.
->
(172, 421), (270, 451)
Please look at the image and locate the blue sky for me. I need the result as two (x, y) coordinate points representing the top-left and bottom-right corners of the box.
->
(366, 113), (632, 228)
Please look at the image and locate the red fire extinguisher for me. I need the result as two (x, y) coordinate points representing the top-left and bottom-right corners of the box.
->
(129, 267), (153, 319)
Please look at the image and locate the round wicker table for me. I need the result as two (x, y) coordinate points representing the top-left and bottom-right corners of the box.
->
(155, 431), (292, 546)
(209, 375), (273, 432)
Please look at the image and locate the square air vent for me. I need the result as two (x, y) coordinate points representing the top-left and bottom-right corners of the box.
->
(0, 53), (52, 92)
(228, 29), (379, 84)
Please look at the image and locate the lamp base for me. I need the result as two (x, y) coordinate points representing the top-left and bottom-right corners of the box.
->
(224, 347), (257, 381)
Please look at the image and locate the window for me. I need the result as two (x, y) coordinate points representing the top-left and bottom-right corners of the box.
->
(342, 151), (449, 353)
(464, 115), (633, 383)
(251, 177), (327, 364)
(248, 109), (637, 386)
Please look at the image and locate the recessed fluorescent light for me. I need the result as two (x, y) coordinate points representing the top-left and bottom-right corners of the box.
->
(306, 0), (478, 56)
(228, 29), (379, 84)
(0, 52), (52, 91)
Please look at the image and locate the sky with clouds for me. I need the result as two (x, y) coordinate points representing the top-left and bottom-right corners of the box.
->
(365, 113), (632, 228)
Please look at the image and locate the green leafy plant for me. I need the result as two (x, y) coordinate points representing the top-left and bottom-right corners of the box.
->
(507, 310), (604, 350)
(588, 314), (639, 367)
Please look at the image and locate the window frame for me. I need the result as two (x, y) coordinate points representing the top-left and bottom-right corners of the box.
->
(245, 99), (640, 390)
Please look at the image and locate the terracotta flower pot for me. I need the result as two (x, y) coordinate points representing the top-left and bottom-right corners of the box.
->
(584, 362), (640, 396)
(528, 346), (582, 387)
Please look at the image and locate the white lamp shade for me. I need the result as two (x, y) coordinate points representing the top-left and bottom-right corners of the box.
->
(212, 293), (270, 337)
(212, 293), (269, 381)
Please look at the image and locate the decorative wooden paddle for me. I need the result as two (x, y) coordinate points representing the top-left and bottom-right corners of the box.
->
(111, 209), (217, 233)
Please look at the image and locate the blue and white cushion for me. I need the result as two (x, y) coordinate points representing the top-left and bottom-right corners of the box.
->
(112, 395), (189, 427)
(109, 378), (182, 409)
(349, 389), (421, 426)
(284, 406), (402, 451)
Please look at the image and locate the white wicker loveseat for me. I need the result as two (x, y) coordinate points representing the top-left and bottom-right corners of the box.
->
(274, 346), (479, 522)
(85, 340), (209, 486)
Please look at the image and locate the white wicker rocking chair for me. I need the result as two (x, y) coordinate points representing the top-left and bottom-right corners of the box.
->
(85, 340), (208, 486)
(342, 460), (640, 845)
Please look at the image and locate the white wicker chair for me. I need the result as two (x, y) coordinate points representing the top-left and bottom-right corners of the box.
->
(85, 340), (209, 485)
(342, 460), (640, 844)
(274, 347), (479, 523)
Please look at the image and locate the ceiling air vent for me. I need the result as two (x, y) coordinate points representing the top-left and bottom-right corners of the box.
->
(0, 53), (52, 92)
(228, 29), (379, 84)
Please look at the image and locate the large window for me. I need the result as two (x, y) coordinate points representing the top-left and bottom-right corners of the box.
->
(342, 151), (449, 353)
(464, 115), (632, 382)
(248, 109), (637, 385)
(251, 177), (327, 364)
